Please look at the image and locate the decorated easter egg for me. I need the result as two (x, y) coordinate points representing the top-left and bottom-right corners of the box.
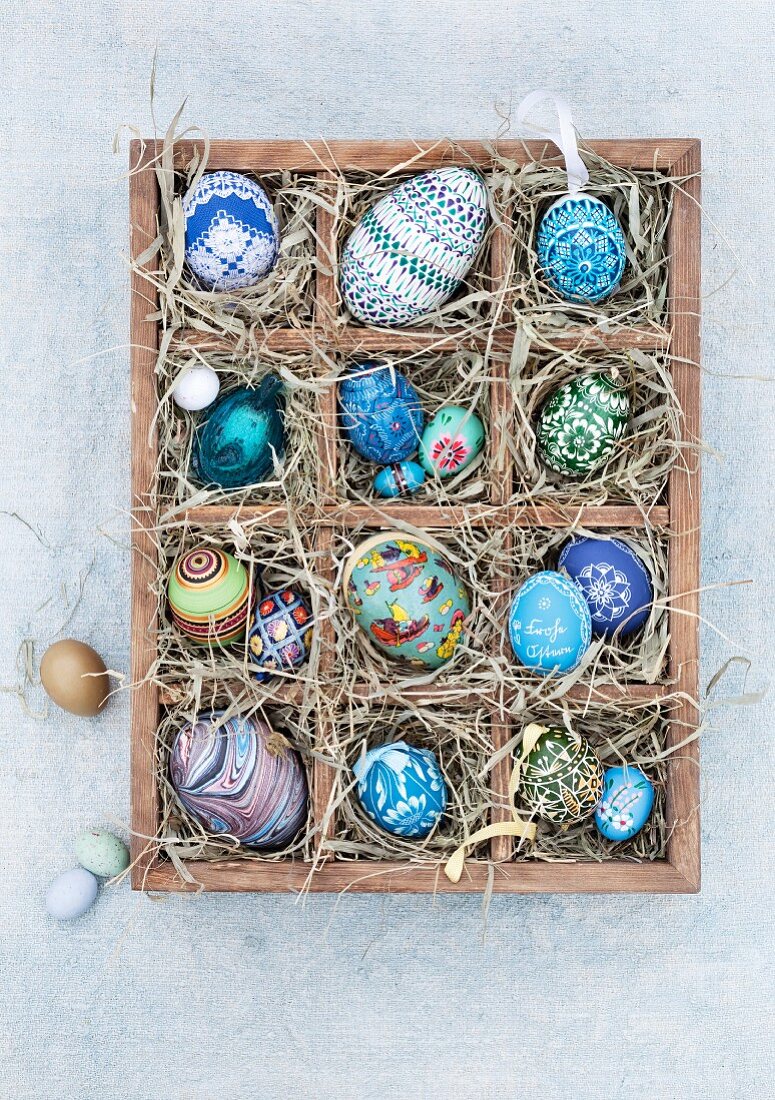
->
(419, 405), (485, 479)
(192, 377), (285, 489)
(595, 765), (655, 841)
(520, 727), (603, 824)
(537, 194), (626, 303)
(248, 589), (314, 683)
(558, 535), (653, 638)
(509, 570), (591, 676)
(168, 547), (252, 645)
(75, 829), (130, 878)
(172, 366), (220, 411)
(536, 371), (630, 477)
(373, 460), (426, 498)
(354, 741), (447, 838)
(340, 167), (489, 326)
(170, 711), (308, 848)
(339, 361), (423, 464)
(40, 639), (110, 717)
(45, 867), (99, 920)
(183, 170), (279, 290)
(343, 531), (470, 670)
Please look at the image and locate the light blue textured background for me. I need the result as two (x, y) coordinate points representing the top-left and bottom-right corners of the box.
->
(1, 3), (773, 1097)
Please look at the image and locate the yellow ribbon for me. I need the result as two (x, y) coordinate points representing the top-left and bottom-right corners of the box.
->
(444, 723), (547, 883)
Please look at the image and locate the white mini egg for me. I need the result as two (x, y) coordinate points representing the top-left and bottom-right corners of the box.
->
(45, 867), (98, 920)
(172, 367), (221, 411)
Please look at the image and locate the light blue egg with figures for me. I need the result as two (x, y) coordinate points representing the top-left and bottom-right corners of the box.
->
(373, 460), (426, 498)
(354, 741), (447, 839)
(558, 535), (653, 639)
(184, 171), (280, 291)
(536, 194), (626, 303)
(595, 765), (655, 841)
(509, 569), (592, 676)
(339, 361), (424, 465)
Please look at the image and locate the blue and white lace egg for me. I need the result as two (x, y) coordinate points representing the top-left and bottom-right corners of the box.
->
(536, 194), (626, 303)
(354, 741), (447, 839)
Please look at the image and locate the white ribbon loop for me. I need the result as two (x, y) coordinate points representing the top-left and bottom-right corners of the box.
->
(516, 89), (589, 195)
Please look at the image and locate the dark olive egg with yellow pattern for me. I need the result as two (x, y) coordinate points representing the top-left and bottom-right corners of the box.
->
(520, 727), (603, 824)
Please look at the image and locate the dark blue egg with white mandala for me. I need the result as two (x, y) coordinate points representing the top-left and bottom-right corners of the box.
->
(353, 741), (447, 839)
(339, 361), (424, 465)
(558, 536), (653, 638)
(537, 194), (626, 303)
(594, 765), (655, 841)
(183, 171), (280, 291)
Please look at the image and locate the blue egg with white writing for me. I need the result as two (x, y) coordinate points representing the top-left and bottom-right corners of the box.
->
(536, 194), (626, 303)
(339, 361), (424, 465)
(353, 741), (447, 839)
(595, 765), (655, 841)
(508, 570), (591, 676)
(373, 460), (426, 497)
(558, 536), (653, 639)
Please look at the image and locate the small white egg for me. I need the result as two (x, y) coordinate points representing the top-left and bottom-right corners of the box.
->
(45, 867), (98, 920)
(172, 366), (221, 411)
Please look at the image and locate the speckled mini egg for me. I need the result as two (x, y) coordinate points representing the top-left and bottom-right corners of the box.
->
(45, 867), (99, 920)
(75, 829), (130, 878)
(248, 589), (314, 683)
(373, 460), (426, 497)
(192, 377), (285, 489)
(509, 570), (591, 676)
(343, 531), (470, 670)
(354, 741), (447, 838)
(340, 167), (489, 326)
(558, 535), (653, 638)
(520, 727), (603, 824)
(172, 366), (220, 411)
(536, 194), (626, 303)
(536, 371), (630, 477)
(168, 547), (252, 645)
(339, 361), (424, 464)
(183, 170), (279, 290)
(170, 711), (308, 848)
(419, 405), (485, 479)
(595, 764), (655, 841)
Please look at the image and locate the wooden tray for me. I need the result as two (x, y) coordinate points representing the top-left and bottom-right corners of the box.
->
(130, 138), (701, 894)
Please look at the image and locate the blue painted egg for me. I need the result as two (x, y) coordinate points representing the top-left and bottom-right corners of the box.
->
(248, 589), (314, 683)
(373, 461), (426, 497)
(339, 361), (424, 464)
(594, 765), (655, 841)
(509, 570), (591, 676)
(354, 741), (447, 838)
(183, 171), (279, 290)
(340, 167), (489, 326)
(192, 377), (285, 489)
(558, 536), (653, 638)
(537, 194), (626, 303)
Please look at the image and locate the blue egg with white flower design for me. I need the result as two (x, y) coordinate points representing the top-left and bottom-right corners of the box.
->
(509, 570), (591, 676)
(353, 740), (447, 839)
(184, 171), (280, 291)
(339, 361), (424, 465)
(536, 194), (626, 303)
(595, 765), (655, 841)
(558, 536), (653, 639)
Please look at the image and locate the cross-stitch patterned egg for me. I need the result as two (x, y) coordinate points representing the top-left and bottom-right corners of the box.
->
(340, 168), (489, 326)
(183, 171), (279, 290)
(192, 377), (285, 489)
(419, 405), (485, 479)
(339, 361), (424, 464)
(248, 589), (314, 683)
(536, 371), (630, 477)
(373, 460), (426, 498)
(168, 547), (252, 645)
(595, 765), (655, 841)
(343, 531), (470, 670)
(558, 535), (653, 638)
(354, 741), (447, 839)
(536, 194), (626, 303)
(170, 711), (308, 848)
(520, 727), (603, 824)
(509, 570), (591, 676)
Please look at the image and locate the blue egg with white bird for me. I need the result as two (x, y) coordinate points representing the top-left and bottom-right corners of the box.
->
(537, 194), (626, 303)
(183, 171), (280, 291)
(508, 570), (592, 676)
(339, 361), (424, 465)
(558, 535), (653, 639)
(594, 765), (655, 841)
(373, 460), (426, 497)
(353, 741), (447, 839)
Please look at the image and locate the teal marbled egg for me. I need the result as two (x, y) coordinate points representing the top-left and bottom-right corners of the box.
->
(419, 405), (485, 479)
(192, 376), (285, 489)
(343, 530), (470, 669)
(536, 372), (630, 477)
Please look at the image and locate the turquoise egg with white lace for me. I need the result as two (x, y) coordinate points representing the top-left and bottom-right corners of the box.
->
(536, 194), (626, 303)
(353, 741), (447, 839)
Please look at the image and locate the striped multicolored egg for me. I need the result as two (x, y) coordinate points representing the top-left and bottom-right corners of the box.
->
(339, 361), (423, 464)
(248, 589), (314, 683)
(167, 547), (252, 645)
(419, 405), (485, 479)
(192, 377), (285, 489)
(536, 371), (630, 477)
(170, 711), (308, 848)
(354, 741), (447, 839)
(520, 727), (603, 824)
(536, 194), (626, 303)
(343, 531), (470, 670)
(340, 168), (489, 326)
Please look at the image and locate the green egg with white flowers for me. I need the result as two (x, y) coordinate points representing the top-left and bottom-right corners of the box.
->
(536, 371), (630, 477)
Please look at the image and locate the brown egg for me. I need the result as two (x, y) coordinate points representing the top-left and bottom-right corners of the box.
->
(40, 639), (110, 717)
